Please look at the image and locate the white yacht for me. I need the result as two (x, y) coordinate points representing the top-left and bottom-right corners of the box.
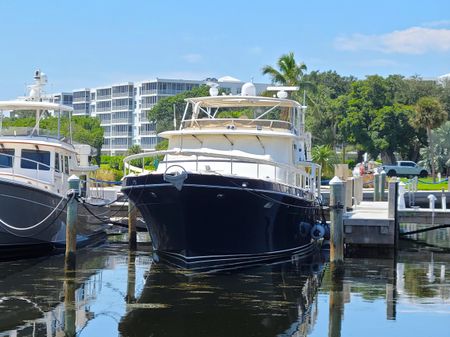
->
(122, 83), (324, 269)
(0, 71), (110, 258)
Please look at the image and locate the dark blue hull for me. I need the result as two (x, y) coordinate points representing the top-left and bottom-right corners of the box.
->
(122, 173), (321, 269)
(0, 179), (108, 259)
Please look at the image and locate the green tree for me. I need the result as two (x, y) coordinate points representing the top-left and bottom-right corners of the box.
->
(262, 52), (308, 86)
(148, 85), (210, 133)
(412, 97), (448, 181)
(370, 104), (416, 164)
(3, 115), (104, 162)
(126, 144), (142, 155)
(311, 145), (338, 178)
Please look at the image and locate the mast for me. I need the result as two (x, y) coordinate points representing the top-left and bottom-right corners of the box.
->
(28, 70), (47, 136)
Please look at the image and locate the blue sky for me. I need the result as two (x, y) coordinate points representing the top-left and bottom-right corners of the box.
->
(1, 0), (450, 98)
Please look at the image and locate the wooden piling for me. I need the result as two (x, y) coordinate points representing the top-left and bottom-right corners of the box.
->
(128, 200), (137, 251)
(126, 251), (136, 304)
(388, 180), (399, 251)
(63, 273), (76, 337)
(374, 171), (380, 201)
(328, 262), (344, 337)
(330, 176), (345, 264)
(380, 170), (386, 201)
(65, 175), (80, 271)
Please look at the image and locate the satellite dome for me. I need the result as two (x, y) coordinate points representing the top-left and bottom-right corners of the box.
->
(241, 82), (256, 96)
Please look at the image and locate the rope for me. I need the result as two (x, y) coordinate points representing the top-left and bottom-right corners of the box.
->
(417, 178), (448, 184)
(400, 224), (450, 236)
(77, 198), (126, 227)
(0, 194), (69, 231)
(89, 177), (122, 185)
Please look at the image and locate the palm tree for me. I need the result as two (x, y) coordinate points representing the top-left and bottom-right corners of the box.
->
(312, 145), (338, 178)
(262, 52), (308, 87)
(412, 97), (448, 181)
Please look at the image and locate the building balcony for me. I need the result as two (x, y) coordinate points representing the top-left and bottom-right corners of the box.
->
(112, 106), (132, 111)
(111, 144), (129, 149)
(73, 97), (89, 103)
(112, 92), (133, 98)
(96, 95), (111, 101)
(141, 89), (157, 96)
(139, 129), (156, 136)
(111, 118), (132, 124)
(111, 132), (132, 137)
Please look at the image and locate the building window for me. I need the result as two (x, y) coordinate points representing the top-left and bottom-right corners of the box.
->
(97, 88), (112, 100)
(97, 101), (111, 112)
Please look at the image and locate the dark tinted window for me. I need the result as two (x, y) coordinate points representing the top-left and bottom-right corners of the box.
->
(0, 149), (14, 168)
(400, 162), (415, 167)
(55, 153), (60, 172)
(64, 156), (69, 174)
(21, 150), (50, 171)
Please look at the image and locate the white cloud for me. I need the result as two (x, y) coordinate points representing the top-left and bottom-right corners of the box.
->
(335, 27), (450, 54)
(182, 53), (203, 63)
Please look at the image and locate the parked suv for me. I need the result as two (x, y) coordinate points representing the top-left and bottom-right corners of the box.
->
(381, 161), (428, 177)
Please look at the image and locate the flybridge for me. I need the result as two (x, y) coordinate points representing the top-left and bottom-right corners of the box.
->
(179, 83), (307, 135)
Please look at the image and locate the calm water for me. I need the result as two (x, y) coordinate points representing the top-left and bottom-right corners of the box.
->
(0, 234), (449, 337)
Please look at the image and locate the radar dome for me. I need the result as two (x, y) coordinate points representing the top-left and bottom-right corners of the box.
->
(241, 82), (256, 96)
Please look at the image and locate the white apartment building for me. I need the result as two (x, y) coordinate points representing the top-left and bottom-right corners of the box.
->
(71, 76), (269, 155)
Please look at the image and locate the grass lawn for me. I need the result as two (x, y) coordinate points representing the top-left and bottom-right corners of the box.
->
(400, 177), (449, 191)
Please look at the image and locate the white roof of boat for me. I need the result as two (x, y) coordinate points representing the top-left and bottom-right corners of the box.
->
(0, 100), (73, 111)
(185, 95), (302, 108)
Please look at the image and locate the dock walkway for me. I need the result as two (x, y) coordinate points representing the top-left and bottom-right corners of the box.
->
(343, 201), (394, 246)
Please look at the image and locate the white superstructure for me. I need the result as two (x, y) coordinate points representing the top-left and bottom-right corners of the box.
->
(66, 77), (269, 155)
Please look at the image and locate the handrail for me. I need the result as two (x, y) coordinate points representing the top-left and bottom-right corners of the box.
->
(123, 149), (321, 197)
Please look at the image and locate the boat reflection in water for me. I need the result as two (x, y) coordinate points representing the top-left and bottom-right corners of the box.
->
(119, 252), (325, 337)
(0, 249), (107, 337)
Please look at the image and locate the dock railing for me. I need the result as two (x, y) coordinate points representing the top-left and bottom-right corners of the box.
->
(123, 149), (322, 199)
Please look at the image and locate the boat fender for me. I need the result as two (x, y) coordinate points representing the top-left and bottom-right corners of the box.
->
(299, 222), (312, 237)
(163, 165), (188, 191)
(310, 223), (325, 240)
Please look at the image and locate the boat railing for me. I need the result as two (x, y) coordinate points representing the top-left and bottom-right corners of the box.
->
(0, 127), (70, 143)
(181, 118), (294, 132)
(123, 149), (321, 198)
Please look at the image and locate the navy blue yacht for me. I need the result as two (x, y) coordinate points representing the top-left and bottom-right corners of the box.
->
(122, 83), (324, 269)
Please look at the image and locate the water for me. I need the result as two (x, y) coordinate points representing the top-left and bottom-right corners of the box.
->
(0, 237), (449, 337)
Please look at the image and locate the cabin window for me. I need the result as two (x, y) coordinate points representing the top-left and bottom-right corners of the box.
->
(0, 149), (14, 168)
(64, 156), (69, 174)
(55, 153), (60, 172)
(21, 149), (50, 171)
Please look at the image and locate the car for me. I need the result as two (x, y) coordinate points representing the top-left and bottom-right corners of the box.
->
(380, 161), (428, 177)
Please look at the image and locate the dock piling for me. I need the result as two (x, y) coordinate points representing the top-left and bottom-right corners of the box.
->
(65, 175), (80, 271)
(374, 171), (380, 201)
(128, 200), (137, 251)
(428, 194), (437, 210)
(380, 170), (386, 201)
(330, 176), (345, 265)
(388, 180), (399, 250)
(442, 188), (447, 210)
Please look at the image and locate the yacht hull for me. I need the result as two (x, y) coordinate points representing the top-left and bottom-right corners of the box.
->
(122, 173), (321, 269)
(0, 179), (107, 259)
